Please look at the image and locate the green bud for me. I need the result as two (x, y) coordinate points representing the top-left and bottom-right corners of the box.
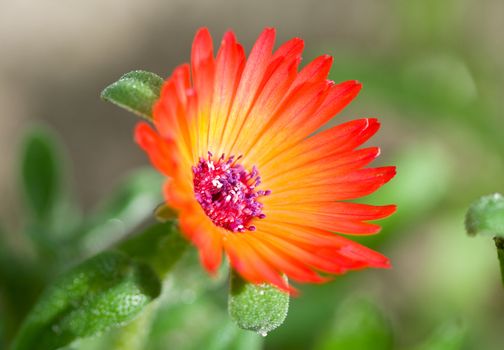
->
(101, 70), (164, 120)
(228, 270), (289, 336)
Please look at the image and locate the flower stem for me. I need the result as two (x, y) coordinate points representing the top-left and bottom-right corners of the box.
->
(109, 302), (158, 350)
(118, 221), (189, 279)
(494, 237), (504, 287)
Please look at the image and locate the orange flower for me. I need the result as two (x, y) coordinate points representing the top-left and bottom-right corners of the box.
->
(135, 28), (396, 293)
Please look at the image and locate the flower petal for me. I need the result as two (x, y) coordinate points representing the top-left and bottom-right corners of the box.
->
(219, 28), (276, 154)
(134, 122), (177, 176)
(264, 166), (396, 204)
(249, 80), (361, 164)
(246, 234), (327, 284)
(208, 31), (246, 152)
(259, 118), (381, 173)
(224, 233), (294, 293)
(179, 207), (223, 274)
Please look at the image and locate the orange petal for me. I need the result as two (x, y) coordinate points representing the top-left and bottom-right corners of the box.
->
(179, 208), (223, 274)
(153, 77), (193, 165)
(265, 203), (396, 234)
(134, 122), (177, 176)
(246, 234), (327, 284)
(264, 147), (381, 188)
(208, 31), (246, 151)
(231, 43), (302, 157)
(219, 28), (276, 154)
(265, 166), (396, 204)
(259, 118), (380, 174)
(191, 27), (215, 155)
(287, 54), (333, 94)
(225, 234), (294, 293)
(252, 80), (362, 164)
(246, 79), (331, 162)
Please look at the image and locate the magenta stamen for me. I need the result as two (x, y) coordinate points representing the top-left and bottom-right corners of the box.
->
(192, 153), (269, 232)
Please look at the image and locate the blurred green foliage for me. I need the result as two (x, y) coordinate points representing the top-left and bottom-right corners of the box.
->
(1, 126), (169, 347)
(413, 321), (467, 350)
(314, 297), (393, 350)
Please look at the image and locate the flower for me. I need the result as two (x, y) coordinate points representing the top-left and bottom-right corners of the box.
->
(135, 27), (396, 293)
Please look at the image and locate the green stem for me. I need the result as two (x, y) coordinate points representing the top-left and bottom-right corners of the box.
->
(118, 221), (189, 279)
(494, 237), (504, 287)
(109, 302), (158, 350)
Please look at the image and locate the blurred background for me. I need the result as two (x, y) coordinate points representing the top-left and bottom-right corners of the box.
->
(1, 0), (503, 349)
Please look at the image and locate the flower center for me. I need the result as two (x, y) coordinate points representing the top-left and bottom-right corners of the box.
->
(192, 152), (269, 232)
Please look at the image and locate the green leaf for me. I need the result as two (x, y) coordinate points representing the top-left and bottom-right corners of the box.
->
(60, 303), (158, 350)
(77, 169), (163, 256)
(101, 70), (164, 120)
(118, 222), (188, 279)
(228, 270), (289, 336)
(12, 251), (161, 350)
(314, 297), (393, 350)
(465, 193), (504, 237)
(20, 127), (61, 223)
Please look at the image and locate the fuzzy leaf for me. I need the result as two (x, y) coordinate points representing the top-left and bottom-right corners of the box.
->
(465, 193), (504, 237)
(101, 70), (164, 120)
(228, 271), (289, 336)
(12, 251), (161, 350)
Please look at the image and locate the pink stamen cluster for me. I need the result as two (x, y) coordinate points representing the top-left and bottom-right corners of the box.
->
(192, 152), (270, 232)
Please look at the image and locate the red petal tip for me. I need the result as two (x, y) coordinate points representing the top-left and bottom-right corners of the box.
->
(379, 259), (392, 269)
(221, 30), (237, 44)
(278, 282), (299, 296)
(195, 27), (211, 37)
(352, 80), (363, 91)
(258, 27), (276, 42)
(133, 122), (153, 146)
(385, 204), (398, 216)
